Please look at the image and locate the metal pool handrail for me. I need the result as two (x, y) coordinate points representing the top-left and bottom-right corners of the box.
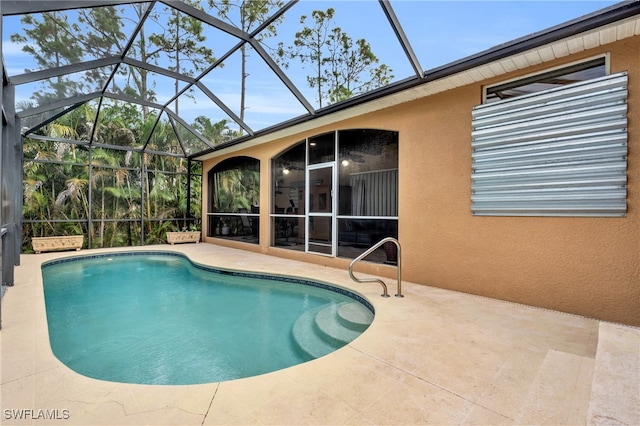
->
(348, 237), (403, 298)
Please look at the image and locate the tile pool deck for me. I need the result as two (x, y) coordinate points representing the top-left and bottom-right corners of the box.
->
(1, 244), (637, 425)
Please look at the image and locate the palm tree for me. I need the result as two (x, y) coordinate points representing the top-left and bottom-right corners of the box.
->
(54, 177), (89, 236)
(193, 116), (235, 145)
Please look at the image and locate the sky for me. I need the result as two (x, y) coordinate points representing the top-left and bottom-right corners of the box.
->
(1, 0), (622, 132)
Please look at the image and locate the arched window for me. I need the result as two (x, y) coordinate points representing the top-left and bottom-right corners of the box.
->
(207, 156), (260, 243)
(270, 130), (398, 263)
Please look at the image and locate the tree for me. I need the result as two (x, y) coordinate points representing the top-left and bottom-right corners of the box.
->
(76, 2), (216, 116)
(75, 6), (127, 90)
(213, 169), (258, 213)
(148, 0), (216, 114)
(210, 0), (284, 134)
(89, 148), (122, 247)
(192, 116), (236, 144)
(10, 11), (84, 104)
(12, 4), (208, 250)
(276, 8), (393, 107)
(325, 29), (393, 104)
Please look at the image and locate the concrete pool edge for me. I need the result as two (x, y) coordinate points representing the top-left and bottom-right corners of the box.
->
(3, 244), (395, 425)
(2, 244), (636, 425)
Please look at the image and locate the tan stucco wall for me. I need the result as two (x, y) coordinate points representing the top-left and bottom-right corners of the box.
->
(202, 38), (640, 326)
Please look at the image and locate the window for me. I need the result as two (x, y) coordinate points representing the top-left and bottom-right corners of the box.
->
(337, 130), (398, 261)
(207, 156), (260, 242)
(270, 130), (398, 263)
(472, 59), (627, 217)
(271, 142), (305, 248)
(484, 57), (606, 103)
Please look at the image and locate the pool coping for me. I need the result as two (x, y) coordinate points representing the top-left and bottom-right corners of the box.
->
(0, 243), (619, 425)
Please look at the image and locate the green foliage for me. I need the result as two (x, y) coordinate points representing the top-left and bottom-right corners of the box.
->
(11, 11), (84, 104)
(21, 103), (204, 251)
(148, 1), (215, 76)
(11, 2), (217, 117)
(193, 116), (238, 145)
(148, 0), (217, 113)
(213, 168), (259, 213)
(12, 3), (219, 251)
(276, 8), (393, 107)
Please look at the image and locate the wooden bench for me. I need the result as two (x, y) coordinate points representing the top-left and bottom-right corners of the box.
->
(31, 235), (84, 254)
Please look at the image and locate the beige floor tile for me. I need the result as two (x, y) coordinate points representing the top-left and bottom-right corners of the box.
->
(462, 404), (513, 425)
(212, 380), (358, 425)
(588, 322), (640, 426)
(515, 350), (595, 425)
(474, 347), (545, 419)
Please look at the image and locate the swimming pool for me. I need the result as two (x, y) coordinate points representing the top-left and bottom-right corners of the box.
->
(41, 251), (373, 385)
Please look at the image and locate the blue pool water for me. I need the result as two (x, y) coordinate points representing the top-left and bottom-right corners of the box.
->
(42, 252), (373, 385)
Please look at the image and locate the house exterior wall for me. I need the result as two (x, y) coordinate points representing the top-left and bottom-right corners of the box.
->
(202, 37), (639, 326)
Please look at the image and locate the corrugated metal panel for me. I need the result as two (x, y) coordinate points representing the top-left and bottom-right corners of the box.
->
(471, 72), (627, 216)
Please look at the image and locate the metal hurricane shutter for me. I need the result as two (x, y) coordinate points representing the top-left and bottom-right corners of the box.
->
(471, 72), (628, 217)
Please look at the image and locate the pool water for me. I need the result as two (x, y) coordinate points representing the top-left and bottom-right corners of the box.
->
(42, 252), (372, 385)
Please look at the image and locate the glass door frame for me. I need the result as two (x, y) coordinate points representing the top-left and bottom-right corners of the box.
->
(305, 161), (336, 256)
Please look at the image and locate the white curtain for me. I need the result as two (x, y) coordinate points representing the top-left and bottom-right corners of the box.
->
(352, 179), (365, 216)
(350, 169), (398, 216)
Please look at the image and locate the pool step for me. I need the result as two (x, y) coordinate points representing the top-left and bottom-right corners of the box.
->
(291, 302), (373, 360)
(337, 302), (374, 332)
(291, 306), (337, 360)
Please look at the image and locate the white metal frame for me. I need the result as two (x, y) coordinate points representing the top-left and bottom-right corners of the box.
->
(305, 157), (337, 256)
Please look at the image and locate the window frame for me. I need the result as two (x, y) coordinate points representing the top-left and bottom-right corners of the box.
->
(269, 129), (399, 262)
(207, 156), (260, 243)
(483, 54), (609, 104)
